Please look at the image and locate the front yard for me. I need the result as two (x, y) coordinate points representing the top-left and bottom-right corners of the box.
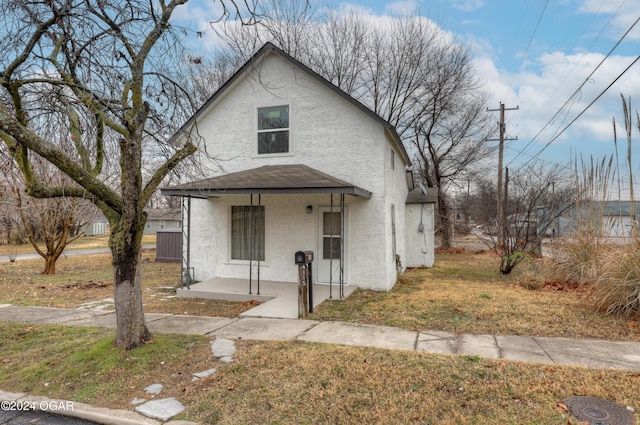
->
(1, 250), (639, 424)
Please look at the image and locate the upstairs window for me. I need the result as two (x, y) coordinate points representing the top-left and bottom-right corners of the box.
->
(258, 105), (289, 154)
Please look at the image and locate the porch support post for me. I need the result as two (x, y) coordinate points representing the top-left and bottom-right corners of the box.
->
(257, 194), (261, 295)
(181, 196), (192, 289)
(249, 194), (253, 295)
(329, 193), (333, 299)
(340, 193), (345, 299)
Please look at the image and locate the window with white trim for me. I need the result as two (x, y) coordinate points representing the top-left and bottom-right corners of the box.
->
(257, 105), (289, 154)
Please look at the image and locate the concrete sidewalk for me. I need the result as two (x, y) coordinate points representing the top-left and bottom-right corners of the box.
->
(1, 304), (639, 371)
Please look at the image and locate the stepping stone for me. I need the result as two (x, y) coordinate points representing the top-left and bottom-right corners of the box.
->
(210, 338), (236, 359)
(143, 383), (163, 395)
(135, 397), (185, 421)
(192, 368), (217, 381)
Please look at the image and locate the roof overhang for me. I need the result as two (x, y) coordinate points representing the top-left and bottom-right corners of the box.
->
(161, 164), (372, 199)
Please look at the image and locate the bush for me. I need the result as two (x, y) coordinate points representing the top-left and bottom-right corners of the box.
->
(546, 233), (611, 286)
(593, 241), (640, 317)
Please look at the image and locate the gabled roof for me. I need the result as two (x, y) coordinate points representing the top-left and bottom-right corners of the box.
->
(170, 42), (411, 167)
(161, 164), (372, 199)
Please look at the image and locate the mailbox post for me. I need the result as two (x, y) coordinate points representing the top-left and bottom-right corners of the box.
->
(294, 251), (314, 318)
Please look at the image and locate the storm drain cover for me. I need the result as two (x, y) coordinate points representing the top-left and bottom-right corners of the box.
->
(562, 396), (635, 425)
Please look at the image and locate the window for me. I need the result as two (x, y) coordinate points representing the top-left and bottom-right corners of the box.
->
(322, 212), (342, 260)
(231, 206), (265, 261)
(391, 149), (395, 170)
(257, 105), (289, 154)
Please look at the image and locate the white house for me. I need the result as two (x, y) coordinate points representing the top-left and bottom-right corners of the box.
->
(162, 43), (435, 292)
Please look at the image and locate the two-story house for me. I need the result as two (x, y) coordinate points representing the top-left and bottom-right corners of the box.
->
(162, 43), (435, 295)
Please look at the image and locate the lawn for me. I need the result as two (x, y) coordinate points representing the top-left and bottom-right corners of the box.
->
(1, 322), (638, 425)
(0, 233), (157, 256)
(1, 250), (639, 423)
(311, 252), (640, 341)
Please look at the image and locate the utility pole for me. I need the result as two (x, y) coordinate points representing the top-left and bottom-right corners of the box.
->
(487, 102), (518, 253)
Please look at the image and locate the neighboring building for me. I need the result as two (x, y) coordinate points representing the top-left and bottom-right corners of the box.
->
(162, 43), (435, 291)
(144, 208), (181, 235)
(538, 201), (638, 238)
(84, 211), (109, 236)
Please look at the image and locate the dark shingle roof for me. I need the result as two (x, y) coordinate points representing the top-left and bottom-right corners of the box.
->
(161, 164), (372, 199)
(406, 186), (438, 204)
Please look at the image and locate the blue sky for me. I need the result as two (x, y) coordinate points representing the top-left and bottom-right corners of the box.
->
(177, 0), (640, 196)
(325, 1), (640, 191)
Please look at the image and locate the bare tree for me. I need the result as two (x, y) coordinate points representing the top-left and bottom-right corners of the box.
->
(215, 4), (493, 248)
(493, 163), (574, 274)
(0, 0), (256, 349)
(15, 191), (94, 274)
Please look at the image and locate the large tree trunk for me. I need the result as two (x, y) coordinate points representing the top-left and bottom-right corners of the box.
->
(111, 227), (151, 349)
(43, 253), (61, 274)
(438, 191), (454, 249)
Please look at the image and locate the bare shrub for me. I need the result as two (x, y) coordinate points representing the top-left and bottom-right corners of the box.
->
(593, 241), (640, 317)
(514, 256), (548, 290)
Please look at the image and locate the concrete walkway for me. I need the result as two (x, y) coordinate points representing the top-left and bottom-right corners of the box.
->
(2, 304), (640, 425)
(1, 304), (639, 371)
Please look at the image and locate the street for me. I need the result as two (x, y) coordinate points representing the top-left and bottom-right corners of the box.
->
(0, 409), (98, 424)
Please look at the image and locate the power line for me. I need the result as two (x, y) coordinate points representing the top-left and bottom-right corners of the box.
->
(506, 13), (640, 167)
(521, 54), (640, 167)
(525, 0), (626, 135)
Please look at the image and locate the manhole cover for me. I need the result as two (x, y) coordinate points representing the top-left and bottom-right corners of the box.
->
(562, 396), (635, 425)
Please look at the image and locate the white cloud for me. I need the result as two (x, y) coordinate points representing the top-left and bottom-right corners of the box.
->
(385, 0), (420, 16)
(578, 0), (640, 41)
(442, 0), (484, 12)
(488, 50), (640, 158)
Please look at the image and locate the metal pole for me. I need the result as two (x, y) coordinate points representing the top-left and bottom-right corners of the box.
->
(329, 193), (333, 299)
(257, 194), (261, 295)
(340, 193), (345, 299)
(249, 194), (253, 295)
(308, 261), (313, 313)
(181, 196), (192, 289)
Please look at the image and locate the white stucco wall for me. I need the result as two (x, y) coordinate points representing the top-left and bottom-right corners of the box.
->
(184, 51), (412, 290)
(404, 203), (435, 268)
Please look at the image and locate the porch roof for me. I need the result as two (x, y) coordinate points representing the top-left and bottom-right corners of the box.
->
(161, 164), (372, 199)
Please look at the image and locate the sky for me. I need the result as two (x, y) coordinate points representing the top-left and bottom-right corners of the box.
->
(176, 0), (640, 197)
(327, 0), (640, 196)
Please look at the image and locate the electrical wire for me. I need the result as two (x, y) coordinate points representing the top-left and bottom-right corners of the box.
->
(507, 13), (640, 167)
(521, 54), (640, 167)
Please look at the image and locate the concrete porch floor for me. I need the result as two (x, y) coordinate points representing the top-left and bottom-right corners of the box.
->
(176, 277), (357, 319)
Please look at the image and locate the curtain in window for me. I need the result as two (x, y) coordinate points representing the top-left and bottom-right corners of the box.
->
(231, 206), (265, 261)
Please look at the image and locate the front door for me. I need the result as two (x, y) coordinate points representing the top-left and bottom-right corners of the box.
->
(317, 207), (347, 283)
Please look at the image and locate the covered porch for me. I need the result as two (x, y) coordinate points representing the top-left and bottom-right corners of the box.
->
(176, 277), (358, 319)
(161, 164), (372, 317)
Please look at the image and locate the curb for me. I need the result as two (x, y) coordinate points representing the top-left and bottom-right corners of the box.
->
(0, 390), (198, 425)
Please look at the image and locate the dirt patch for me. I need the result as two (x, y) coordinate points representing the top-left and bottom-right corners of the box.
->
(63, 281), (110, 290)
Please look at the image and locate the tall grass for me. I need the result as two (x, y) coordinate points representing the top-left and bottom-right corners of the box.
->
(593, 242), (640, 316)
(548, 95), (639, 317)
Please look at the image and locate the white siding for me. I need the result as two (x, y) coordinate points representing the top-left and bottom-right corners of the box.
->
(405, 204), (435, 268)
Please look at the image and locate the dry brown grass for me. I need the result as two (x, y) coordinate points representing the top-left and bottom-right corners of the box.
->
(2, 250), (640, 424)
(312, 252), (640, 341)
(3, 249), (639, 340)
(0, 234), (156, 257)
(0, 251), (257, 317)
(1, 323), (638, 425)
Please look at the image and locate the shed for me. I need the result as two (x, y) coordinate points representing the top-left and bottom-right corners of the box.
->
(155, 228), (182, 262)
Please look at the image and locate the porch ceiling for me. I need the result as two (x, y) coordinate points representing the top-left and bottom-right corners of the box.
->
(161, 164), (372, 199)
